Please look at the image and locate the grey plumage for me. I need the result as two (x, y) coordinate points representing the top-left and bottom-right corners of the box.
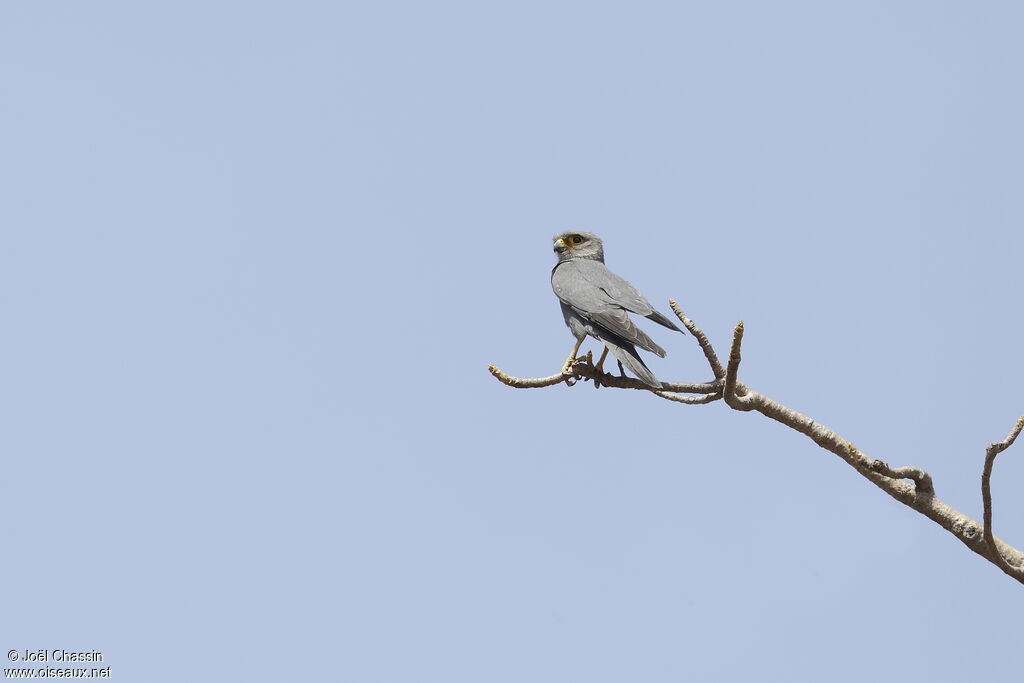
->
(550, 231), (682, 388)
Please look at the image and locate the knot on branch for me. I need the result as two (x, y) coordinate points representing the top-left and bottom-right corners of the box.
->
(846, 444), (934, 494)
(953, 517), (980, 541)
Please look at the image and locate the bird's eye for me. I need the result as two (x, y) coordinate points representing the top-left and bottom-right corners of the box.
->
(571, 235), (583, 244)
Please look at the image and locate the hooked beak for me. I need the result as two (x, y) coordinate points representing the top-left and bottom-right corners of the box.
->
(553, 238), (568, 253)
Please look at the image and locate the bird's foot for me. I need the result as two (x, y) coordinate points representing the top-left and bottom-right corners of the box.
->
(561, 350), (593, 386)
(561, 350), (592, 374)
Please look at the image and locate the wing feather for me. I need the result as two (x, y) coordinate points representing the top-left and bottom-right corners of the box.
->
(552, 260), (667, 356)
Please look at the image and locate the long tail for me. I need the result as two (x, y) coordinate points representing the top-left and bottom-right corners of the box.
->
(600, 337), (661, 388)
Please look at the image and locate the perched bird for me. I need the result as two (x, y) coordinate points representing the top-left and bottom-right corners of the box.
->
(550, 231), (682, 388)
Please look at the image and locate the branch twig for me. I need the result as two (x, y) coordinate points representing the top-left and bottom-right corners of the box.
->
(723, 321), (752, 411)
(982, 416), (1024, 575)
(669, 300), (724, 379)
(654, 390), (722, 405)
(487, 365), (567, 388)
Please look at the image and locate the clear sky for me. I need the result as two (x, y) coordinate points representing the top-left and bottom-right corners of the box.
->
(4, 2), (1024, 681)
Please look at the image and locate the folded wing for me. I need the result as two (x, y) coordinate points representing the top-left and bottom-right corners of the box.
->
(552, 260), (669, 357)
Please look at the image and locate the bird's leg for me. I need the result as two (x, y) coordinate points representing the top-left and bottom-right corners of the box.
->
(593, 348), (609, 389)
(561, 337), (585, 382)
(617, 360), (626, 377)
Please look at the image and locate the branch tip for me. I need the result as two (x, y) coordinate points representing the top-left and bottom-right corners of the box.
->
(989, 415), (1024, 456)
(486, 364), (568, 389)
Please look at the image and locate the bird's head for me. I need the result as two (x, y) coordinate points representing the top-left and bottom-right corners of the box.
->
(552, 231), (604, 263)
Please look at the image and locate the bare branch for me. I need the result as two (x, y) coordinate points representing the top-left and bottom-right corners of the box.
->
(488, 360), (719, 395)
(724, 321), (753, 411)
(655, 390), (722, 405)
(488, 305), (1024, 583)
(720, 379), (1024, 581)
(657, 381), (720, 395)
(982, 416), (1024, 575)
(487, 365), (568, 388)
(669, 300), (724, 379)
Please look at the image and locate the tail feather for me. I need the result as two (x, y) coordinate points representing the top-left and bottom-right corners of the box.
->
(633, 327), (667, 358)
(601, 338), (661, 388)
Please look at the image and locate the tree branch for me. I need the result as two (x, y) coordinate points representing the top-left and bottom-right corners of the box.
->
(654, 390), (722, 405)
(982, 416), (1024, 576)
(487, 305), (1024, 584)
(669, 300), (725, 379)
(724, 321), (752, 411)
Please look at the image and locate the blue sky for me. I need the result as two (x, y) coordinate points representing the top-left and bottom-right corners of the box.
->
(4, 2), (1024, 681)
